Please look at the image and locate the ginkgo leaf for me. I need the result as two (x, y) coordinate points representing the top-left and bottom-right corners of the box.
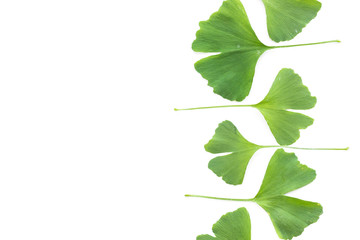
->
(204, 120), (347, 185)
(256, 68), (317, 110)
(192, 0), (338, 101)
(187, 149), (323, 240)
(177, 68), (317, 146)
(255, 68), (316, 145)
(192, 0), (265, 53)
(263, 0), (322, 42)
(253, 149), (322, 239)
(205, 120), (260, 154)
(256, 196), (322, 239)
(258, 108), (314, 145)
(197, 207), (251, 240)
(254, 149), (316, 199)
(193, 0), (268, 101)
(205, 120), (260, 185)
(194, 51), (265, 101)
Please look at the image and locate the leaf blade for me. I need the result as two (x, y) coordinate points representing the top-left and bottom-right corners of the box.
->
(258, 108), (314, 145)
(195, 50), (265, 101)
(255, 149), (316, 199)
(208, 152), (256, 185)
(254, 68), (316, 145)
(197, 208), (251, 240)
(205, 120), (259, 154)
(192, 0), (265, 53)
(257, 196), (323, 239)
(263, 0), (322, 42)
(197, 235), (216, 240)
(192, 0), (268, 101)
(252, 149), (321, 239)
(257, 68), (317, 110)
(205, 121), (260, 185)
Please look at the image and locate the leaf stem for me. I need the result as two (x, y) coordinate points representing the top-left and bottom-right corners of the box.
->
(271, 40), (341, 49)
(262, 145), (349, 151)
(185, 194), (254, 202)
(174, 104), (254, 111)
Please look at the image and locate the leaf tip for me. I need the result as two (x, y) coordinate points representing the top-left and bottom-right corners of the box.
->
(204, 142), (212, 152)
(312, 96), (317, 107)
(191, 39), (199, 52)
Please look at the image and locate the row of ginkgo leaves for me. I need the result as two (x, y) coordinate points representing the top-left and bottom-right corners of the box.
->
(176, 0), (348, 239)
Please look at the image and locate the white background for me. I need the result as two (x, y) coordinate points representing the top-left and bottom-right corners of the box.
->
(0, 0), (359, 239)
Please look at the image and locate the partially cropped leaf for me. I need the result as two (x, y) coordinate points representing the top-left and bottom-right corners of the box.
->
(196, 68), (315, 147)
(205, 120), (260, 185)
(192, 0), (269, 101)
(205, 118), (348, 186)
(188, 150), (323, 239)
(253, 149), (322, 239)
(205, 119), (309, 185)
(204, 69), (316, 184)
(262, 0), (322, 42)
(192, 0), (334, 101)
(197, 208), (251, 240)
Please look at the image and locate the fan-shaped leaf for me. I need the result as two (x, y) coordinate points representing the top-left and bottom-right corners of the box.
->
(194, 51), (265, 101)
(255, 68), (316, 145)
(256, 196), (322, 239)
(205, 120), (259, 154)
(192, 0), (269, 101)
(177, 68), (317, 145)
(205, 120), (346, 186)
(205, 121), (260, 185)
(192, 0), (334, 101)
(187, 150), (323, 239)
(256, 68), (317, 110)
(253, 149), (322, 239)
(192, 0), (265, 53)
(197, 208), (251, 240)
(255, 149), (316, 199)
(258, 108), (314, 145)
(263, 0), (322, 42)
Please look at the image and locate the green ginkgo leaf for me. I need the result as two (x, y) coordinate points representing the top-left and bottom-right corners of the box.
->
(197, 207), (251, 240)
(205, 120), (261, 185)
(258, 108), (314, 145)
(187, 149), (323, 239)
(193, 0), (267, 101)
(192, 0), (339, 101)
(255, 149), (316, 198)
(204, 120), (347, 185)
(263, 0), (322, 42)
(253, 149), (322, 239)
(177, 68), (317, 146)
(255, 68), (317, 110)
(256, 196), (322, 239)
(255, 68), (316, 145)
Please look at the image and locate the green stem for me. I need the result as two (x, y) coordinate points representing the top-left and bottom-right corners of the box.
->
(185, 194), (254, 202)
(270, 40), (341, 49)
(262, 145), (349, 151)
(174, 104), (254, 111)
